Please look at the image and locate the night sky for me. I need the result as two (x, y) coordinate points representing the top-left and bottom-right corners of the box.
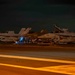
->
(0, 0), (75, 32)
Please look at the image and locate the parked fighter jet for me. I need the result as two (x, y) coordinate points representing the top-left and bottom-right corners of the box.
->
(37, 25), (75, 44)
(0, 28), (31, 43)
(53, 25), (75, 44)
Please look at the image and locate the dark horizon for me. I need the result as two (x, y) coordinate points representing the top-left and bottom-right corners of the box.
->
(0, 0), (75, 32)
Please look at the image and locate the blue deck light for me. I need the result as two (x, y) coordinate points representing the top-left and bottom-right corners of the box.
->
(19, 36), (25, 42)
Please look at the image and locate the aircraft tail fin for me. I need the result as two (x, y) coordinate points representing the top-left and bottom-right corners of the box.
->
(21, 28), (31, 36)
(53, 25), (63, 33)
(7, 31), (15, 34)
(19, 28), (26, 35)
